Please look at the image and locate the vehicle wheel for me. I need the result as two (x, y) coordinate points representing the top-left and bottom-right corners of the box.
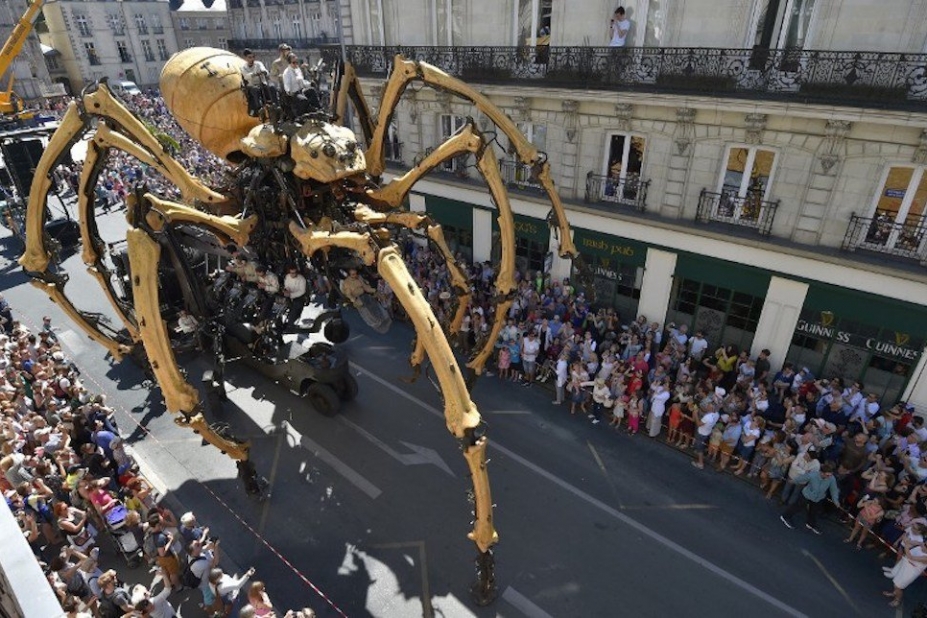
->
(334, 374), (359, 401)
(305, 383), (340, 416)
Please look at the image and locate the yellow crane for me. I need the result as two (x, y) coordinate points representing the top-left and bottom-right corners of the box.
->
(0, 0), (45, 118)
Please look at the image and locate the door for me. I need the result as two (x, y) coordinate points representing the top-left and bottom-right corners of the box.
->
(863, 166), (927, 256)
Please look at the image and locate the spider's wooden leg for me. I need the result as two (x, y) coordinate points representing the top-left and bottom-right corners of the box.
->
(125, 224), (250, 461)
(20, 102), (134, 359)
(367, 55), (576, 260)
(137, 193), (256, 249)
(287, 223), (499, 603)
(332, 61), (375, 146)
(377, 246), (498, 604)
(362, 122), (516, 375)
(82, 85), (226, 208)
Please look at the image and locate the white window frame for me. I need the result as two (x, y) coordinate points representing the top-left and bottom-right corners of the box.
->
(141, 40), (154, 62)
(601, 132), (647, 185)
(865, 164), (927, 251)
(745, 0), (820, 50)
(717, 144), (778, 200)
(218, 38), (228, 50)
(439, 114), (467, 172)
(180, 18), (190, 31)
(76, 14), (91, 37)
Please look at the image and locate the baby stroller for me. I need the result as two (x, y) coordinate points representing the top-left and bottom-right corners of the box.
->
(101, 504), (143, 568)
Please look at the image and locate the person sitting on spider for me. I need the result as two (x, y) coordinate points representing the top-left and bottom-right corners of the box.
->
(239, 49), (275, 118)
(282, 53), (320, 118)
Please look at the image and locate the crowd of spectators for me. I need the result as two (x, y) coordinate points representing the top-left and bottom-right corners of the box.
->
(0, 300), (313, 617)
(384, 242), (927, 609)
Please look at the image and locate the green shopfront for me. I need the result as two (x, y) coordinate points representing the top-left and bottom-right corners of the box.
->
(787, 284), (926, 404)
(665, 254), (770, 354)
(492, 213), (551, 274)
(570, 227), (646, 320)
(425, 196), (474, 262)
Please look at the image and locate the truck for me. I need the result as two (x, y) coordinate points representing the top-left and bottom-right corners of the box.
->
(0, 0), (45, 124)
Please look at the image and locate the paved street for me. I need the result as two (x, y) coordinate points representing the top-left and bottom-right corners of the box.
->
(0, 213), (919, 618)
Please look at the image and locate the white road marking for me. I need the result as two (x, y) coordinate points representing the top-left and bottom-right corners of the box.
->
(337, 416), (455, 477)
(502, 586), (555, 618)
(801, 550), (863, 616)
(285, 421), (382, 500)
(352, 362), (808, 618)
(489, 409), (532, 415)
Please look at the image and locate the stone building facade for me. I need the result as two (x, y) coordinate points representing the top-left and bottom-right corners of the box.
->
(171, 0), (231, 51)
(344, 0), (927, 408)
(0, 0), (53, 100)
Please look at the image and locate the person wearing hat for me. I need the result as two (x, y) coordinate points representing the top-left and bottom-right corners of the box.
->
(270, 43), (292, 89)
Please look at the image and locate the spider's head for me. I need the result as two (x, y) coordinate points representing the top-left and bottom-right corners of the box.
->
(291, 121), (366, 183)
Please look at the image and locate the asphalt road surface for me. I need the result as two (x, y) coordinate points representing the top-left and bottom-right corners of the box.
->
(1, 211), (920, 618)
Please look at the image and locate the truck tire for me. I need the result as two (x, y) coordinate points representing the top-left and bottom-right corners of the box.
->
(334, 374), (359, 401)
(305, 382), (339, 416)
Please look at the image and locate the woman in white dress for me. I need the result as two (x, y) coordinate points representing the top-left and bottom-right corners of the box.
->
(883, 537), (927, 607)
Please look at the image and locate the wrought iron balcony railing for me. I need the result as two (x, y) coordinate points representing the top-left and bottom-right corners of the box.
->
(344, 45), (927, 111)
(119, 52), (132, 63)
(499, 160), (545, 193)
(842, 212), (927, 264)
(584, 172), (649, 212)
(153, 26), (164, 35)
(696, 189), (778, 235)
(228, 37), (336, 51)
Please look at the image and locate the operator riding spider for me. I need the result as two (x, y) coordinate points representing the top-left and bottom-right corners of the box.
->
(20, 47), (578, 604)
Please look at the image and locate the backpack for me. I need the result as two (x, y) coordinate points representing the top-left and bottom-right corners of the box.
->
(98, 592), (123, 618)
(181, 555), (207, 589)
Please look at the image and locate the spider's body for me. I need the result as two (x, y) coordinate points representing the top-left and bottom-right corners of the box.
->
(20, 47), (578, 604)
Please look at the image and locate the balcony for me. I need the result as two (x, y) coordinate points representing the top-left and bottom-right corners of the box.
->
(344, 45), (927, 112)
(159, 52), (170, 61)
(144, 53), (155, 62)
(88, 56), (101, 66)
(842, 212), (927, 265)
(499, 160), (545, 194)
(153, 26), (164, 35)
(228, 37), (336, 51)
(584, 172), (649, 212)
(78, 27), (92, 38)
(695, 189), (779, 236)
(119, 52), (132, 63)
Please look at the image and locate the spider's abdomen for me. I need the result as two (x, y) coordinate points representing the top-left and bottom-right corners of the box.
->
(160, 47), (259, 163)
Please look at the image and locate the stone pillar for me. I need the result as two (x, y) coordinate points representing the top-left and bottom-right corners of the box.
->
(661, 108), (695, 218)
(472, 208), (493, 263)
(637, 248), (677, 326)
(902, 349), (927, 414)
(559, 100), (579, 197)
(548, 229), (573, 283)
(792, 120), (851, 245)
(750, 277), (809, 371)
(409, 193), (426, 212)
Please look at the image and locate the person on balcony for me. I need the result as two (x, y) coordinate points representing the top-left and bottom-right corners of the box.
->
(609, 7), (631, 47)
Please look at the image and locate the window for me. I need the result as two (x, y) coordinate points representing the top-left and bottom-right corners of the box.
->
(503, 123), (547, 189)
(179, 18), (190, 31)
(216, 18), (227, 30)
(197, 18), (208, 31)
(440, 224), (473, 262)
(84, 42), (100, 66)
(46, 55), (59, 71)
(152, 14), (164, 34)
(135, 14), (148, 35)
(217, 38), (228, 50)
(439, 115), (467, 173)
(272, 18), (283, 38)
(750, 0), (816, 50)
(514, 0), (552, 45)
(157, 39), (169, 61)
(117, 41), (131, 63)
(666, 278), (764, 353)
(76, 14), (92, 37)
(184, 39), (195, 49)
(515, 236), (547, 274)
(141, 40), (154, 62)
(603, 133), (647, 201)
(573, 257), (643, 320)
(292, 14), (301, 38)
(107, 13), (124, 36)
(862, 165), (927, 253)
